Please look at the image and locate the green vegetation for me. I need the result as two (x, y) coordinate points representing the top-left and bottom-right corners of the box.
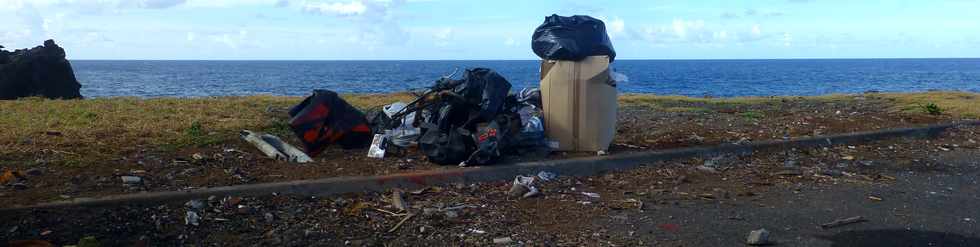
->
(919, 103), (944, 115)
(740, 111), (765, 120)
(1, 91), (976, 168)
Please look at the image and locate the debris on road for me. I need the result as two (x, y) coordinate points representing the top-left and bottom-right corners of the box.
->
(120, 176), (142, 184)
(388, 213), (416, 233)
(391, 190), (409, 212)
(508, 175), (539, 198)
(493, 237), (514, 244)
(185, 211), (201, 226)
(820, 216), (867, 229)
(746, 228), (771, 245)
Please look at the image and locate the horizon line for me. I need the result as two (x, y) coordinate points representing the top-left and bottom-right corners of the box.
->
(68, 57), (980, 61)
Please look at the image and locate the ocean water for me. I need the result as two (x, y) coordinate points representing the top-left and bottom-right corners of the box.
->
(72, 59), (980, 98)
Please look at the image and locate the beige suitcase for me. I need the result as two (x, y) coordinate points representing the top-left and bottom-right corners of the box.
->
(540, 55), (618, 152)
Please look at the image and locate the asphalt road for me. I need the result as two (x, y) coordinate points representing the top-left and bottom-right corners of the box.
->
(599, 150), (980, 246)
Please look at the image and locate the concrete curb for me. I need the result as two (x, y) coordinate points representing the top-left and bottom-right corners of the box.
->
(4, 120), (979, 212)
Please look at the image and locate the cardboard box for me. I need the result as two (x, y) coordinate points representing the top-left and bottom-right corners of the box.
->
(540, 56), (617, 151)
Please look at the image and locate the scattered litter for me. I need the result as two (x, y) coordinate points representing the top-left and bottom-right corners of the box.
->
(695, 165), (718, 173)
(581, 192), (601, 198)
(241, 130), (312, 163)
(240, 130), (286, 161)
(120, 176), (142, 184)
(536, 171), (557, 181)
(192, 153), (205, 160)
(467, 229), (486, 234)
(493, 237), (514, 244)
(387, 213), (416, 233)
(367, 134), (387, 159)
(746, 228), (770, 245)
(40, 230), (52, 236)
(842, 155), (856, 160)
(508, 175), (539, 198)
(391, 190), (409, 212)
(185, 199), (206, 210)
(597, 150), (608, 156)
(185, 211), (201, 226)
(868, 195), (883, 201)
(820, 216), (866, 229)
(522, 187), (541, 198)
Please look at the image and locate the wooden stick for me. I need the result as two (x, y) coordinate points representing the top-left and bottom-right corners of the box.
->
(821, 216), (866, 228)
(388, 213), (416, 233)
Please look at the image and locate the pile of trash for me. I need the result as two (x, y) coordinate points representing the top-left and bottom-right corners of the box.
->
(351, 68), (547, 166)
(236, 68), (546, 167)
(241, 14), (618, 167)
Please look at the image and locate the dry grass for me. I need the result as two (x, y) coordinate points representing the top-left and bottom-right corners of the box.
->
(877, 91), (980, 118)
(0, 93), (414, 167)
(621, 91), (980, 118)
(1, 91), (976, 167)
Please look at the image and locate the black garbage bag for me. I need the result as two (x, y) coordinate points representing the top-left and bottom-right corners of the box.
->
(532, 14), (616, 62)
(453, 68), (512, 123)
(419, 126), (475, 165)
(288, 90), (373, 156)
(463, 112), (521, 166)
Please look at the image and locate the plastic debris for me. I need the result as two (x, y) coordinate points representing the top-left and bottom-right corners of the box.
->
(391, 190), (409, 212)
(746, 229), (770, 245)
(241, 130), (312, 163)
(536, 171), (557, 181)
(120, 176), (142, 184)
(493, 237), (514, 244)
(383, 102), (421, 148)
(367, 134), (387, 159)
(532, 14), (616, 62)
(581, 192), (601, 198)
(185, 211), (201, 226)
(290, 90), (374, 154)
(508, 175), (538, 198)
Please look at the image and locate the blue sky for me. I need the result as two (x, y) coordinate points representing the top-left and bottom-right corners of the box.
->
(2, 0), (979, 60)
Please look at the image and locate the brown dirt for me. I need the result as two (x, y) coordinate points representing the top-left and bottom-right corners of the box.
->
(1, 126), (977, 246)
(0, 94), (962, 207)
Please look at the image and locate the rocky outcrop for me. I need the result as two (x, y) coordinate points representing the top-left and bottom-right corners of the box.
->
(0, 40), (82, 100)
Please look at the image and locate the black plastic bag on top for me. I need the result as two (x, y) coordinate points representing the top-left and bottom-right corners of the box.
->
(453, 68), (512, 123)
(531, 14), (616, 62)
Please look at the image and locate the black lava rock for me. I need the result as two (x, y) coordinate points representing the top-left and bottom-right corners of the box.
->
(0, 40), (82, 100)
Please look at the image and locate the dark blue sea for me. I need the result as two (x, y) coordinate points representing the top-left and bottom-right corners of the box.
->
(73, 59), (980, 98)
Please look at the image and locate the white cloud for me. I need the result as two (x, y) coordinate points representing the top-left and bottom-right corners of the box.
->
(300, 0), (410, 46)
(609, 17), (625, 34)
(504, 37), (517, 46)
(302, 1), (367, 16)
(632, 19), (773, 45)
(132, 0), (187, 9)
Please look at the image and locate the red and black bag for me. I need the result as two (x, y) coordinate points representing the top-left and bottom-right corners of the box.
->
(288, 90), (372, 156)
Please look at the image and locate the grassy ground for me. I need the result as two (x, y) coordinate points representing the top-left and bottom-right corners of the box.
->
(0, 91), (976, 169)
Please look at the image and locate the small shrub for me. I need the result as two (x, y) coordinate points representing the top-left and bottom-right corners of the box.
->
(920, 103), (943, 115)
(740, 111), (764, 120)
